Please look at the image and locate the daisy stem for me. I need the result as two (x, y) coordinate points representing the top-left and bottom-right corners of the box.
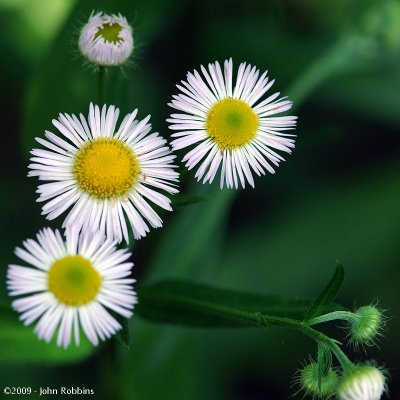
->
(98, 66), (105, 105)
(99, 341), (124, 399)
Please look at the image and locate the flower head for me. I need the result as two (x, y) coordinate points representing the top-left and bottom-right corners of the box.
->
(79, 11), (133, 66)
(337, 365), (386, 400)
(167, 58), (297, 189)
(298, 362), (338, 399)
(29, 103), (179, 243)
(7, 227), (137, 348)
(349, 305), (384, 346)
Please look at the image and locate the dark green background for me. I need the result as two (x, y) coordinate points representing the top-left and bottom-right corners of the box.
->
(0, 0), (399, 398)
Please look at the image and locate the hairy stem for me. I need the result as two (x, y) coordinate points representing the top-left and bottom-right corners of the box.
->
(141, 291), (354, 370)
(307, 311), (357, 326)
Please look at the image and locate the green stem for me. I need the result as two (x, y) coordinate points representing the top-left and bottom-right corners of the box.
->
(140, 291), (354, 370)
(211, 305), (333, 345)
(329, 341), (355, 371)
(98, 66), (105, 105)
(307, 311), (357, 326)
(207, 302), (354, 369)
(199, 302), (355, 370)
(99, 341), (123, 400)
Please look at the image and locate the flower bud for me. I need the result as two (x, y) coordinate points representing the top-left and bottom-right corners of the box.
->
(79, 11), (133, 67)
(350, 306), (383, 345)
(299, 362), (338, 398)
(337, 365), (386, 400)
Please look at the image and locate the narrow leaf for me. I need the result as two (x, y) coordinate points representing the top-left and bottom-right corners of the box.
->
(304, 264), (345, 322)
(136, 280), (343, 328)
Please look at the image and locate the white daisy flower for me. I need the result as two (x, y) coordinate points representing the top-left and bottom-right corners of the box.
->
(167, 58), (297, 189)
(79, 11), (133, 67)
(29, 103), (179, 243)
(337, 365), (386, 400)
(7, 227), (137, 348)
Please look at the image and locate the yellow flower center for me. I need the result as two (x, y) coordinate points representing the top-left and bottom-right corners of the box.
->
(73, 138), (140, 199)
(48, 255), (102, 306)
(95, 22), (123, 43)
(205, 98), (259, 149)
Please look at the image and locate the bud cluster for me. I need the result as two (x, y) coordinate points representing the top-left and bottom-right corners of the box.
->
(298, 304), (387, 399)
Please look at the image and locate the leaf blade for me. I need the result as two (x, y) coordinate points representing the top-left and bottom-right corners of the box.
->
(304, 264), (345, 322)
(136, 280), (343, 328)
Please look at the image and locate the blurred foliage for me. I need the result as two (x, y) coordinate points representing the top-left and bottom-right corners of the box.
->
(0, 0), (399, 399)
(0, 305), (94, 363)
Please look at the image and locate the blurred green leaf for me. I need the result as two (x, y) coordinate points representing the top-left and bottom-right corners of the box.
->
(304, 264), (344, 322)
(316, 58), (400, 127)
(119, 184), (235, 400)
(136, 280), (343, 328)
(0, 306), (95, 364)
(146, 185), (234, 281)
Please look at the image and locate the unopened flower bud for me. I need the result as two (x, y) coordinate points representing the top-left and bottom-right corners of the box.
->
(350, 306), (383, 345)
(337, 365), (386, 400)
(79, 11), (133, 67)
(299, 362), (338, 398)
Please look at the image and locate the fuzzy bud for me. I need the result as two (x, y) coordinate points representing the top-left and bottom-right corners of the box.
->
(350, 306), (383, 345)
(299, 362), (338, 398)
(337, 365), (386, 400)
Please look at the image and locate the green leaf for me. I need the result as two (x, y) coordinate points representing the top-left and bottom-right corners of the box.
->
(171, 194), (209, 208)
(136, 280), (342, 328)
(304, 264), (345, 322)
(145, 185), (235, 281)
(0, 305), (95, 364)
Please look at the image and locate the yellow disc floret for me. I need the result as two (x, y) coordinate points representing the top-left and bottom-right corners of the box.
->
(95, 22), (123, 43)
(48, 255), (102, 306)
(205, 98), (259, 149)
(73, 138), (140, 199)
